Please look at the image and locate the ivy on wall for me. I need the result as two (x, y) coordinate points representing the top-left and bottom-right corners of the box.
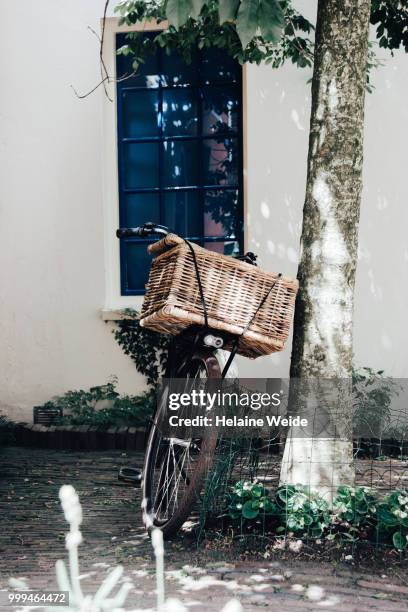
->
(112, 309), (170, 388)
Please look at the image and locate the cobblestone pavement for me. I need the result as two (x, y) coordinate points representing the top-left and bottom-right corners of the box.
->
(1, 447), (408, 611)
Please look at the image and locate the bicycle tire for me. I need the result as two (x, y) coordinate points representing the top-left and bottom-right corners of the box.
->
(142, 349), (221, 538)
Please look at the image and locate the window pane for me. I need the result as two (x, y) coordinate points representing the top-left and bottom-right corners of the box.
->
(202, 138), (239, 186)
(204, 240), (240, 257)
(123, 242), (153, 292)
(161, 49), (197, 87)
(122, 90), (159, 138)
(204, 189), (239, 238)
(201, 48), (240, 84)
(123, 193), (160, 227)
(123, 142), (158, 189)
(162, 90), (198, 136)
(162, 140), (199, 187)
(116, 33), (160, 88)
(116, 33), (243, 296)
(164, 191), (201, 237)
(202, 86), (239, 136)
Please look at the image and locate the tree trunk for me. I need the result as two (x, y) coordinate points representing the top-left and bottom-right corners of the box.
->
(280, 0), (371, 501)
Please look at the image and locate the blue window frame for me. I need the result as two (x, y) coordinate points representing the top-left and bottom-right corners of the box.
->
(116, 33), (244, 295)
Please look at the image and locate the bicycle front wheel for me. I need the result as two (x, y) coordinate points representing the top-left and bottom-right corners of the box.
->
(142, 349), (221, 538)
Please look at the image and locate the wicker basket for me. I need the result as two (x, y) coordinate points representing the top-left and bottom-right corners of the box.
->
(139, 234), (299, 358)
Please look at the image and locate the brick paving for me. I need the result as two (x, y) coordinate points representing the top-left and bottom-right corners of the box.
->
(0, 447), (408, 611)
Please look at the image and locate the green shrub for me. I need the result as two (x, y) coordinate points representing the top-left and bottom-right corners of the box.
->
(377, 489), (408, 550)
(328, 485), (378, 543)
(228, 480), (276, 522)
(333, 486), (377, 527)
(38, 377), (154, 428)
(275, 484), (330, 538)
(226, 480), (408, 552)
(353, 367), (400, 441)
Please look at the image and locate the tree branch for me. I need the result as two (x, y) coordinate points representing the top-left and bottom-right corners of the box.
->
(100, 0), (113, 102)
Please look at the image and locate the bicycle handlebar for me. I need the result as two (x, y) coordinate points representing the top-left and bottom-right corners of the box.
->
(116, 222), (170, 239)
(116, 222), (258, 266)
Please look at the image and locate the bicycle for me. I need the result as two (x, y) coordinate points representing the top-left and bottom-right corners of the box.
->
(116, 222), (271, 537)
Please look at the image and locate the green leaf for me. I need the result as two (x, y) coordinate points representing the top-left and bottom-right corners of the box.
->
(258, 0), (284, 43)
(165, 0), (193, 29)
(242, 500), (259, 519)
(377, 505), (399, 527)
(277, 485), (295, 502)
(303, 514), (313, 526)
(219, 0), (240, 23)
(393, 531), (407, 550)
(251, 484), (264, 498)
(236, 0), (259, 49)
(287, 516), (300, 530)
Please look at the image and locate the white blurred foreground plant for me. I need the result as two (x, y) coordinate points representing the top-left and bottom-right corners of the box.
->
(9, 485), (243, 612)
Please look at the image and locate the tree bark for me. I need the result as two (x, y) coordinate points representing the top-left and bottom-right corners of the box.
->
(280, 0), (372, 500)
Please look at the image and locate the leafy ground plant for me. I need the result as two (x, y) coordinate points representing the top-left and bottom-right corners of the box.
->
(274, 485), (330, 539)
(377, 489), (408, 551)
(38, 377), (154, 428)
(329, 486), (378, 543)
(227, 480), (408, 552)
(228, 480), (275, 522)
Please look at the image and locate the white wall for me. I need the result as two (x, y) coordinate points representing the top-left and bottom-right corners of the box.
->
(0, 0), (145, 421)
(0, 0), (407, 421)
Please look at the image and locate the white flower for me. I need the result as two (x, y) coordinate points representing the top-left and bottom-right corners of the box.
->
(236, 503), (242, 510)
(400, 511), (407, 519)
(259, 502), (264, 508)
(59, 484), (76, 503)
(59, 485), (82, 526)
(65, 530), (82, 550)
